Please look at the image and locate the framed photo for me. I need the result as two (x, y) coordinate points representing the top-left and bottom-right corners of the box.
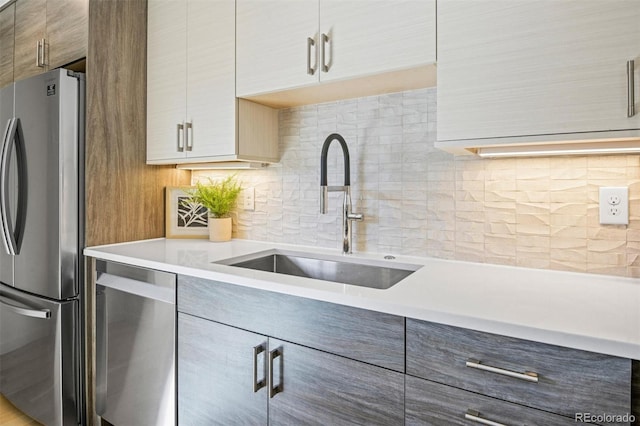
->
(165, 187), (209, 239)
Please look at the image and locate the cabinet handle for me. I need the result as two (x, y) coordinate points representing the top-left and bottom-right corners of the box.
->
(465, 409), (507, 426)
(321, 33), (329, 73)
(466, 359), (538, 383)
(36, 40), (44, 67)
(252, 343), (266, 392)
(177, 123), (184, 152)
(185, 121), (193, 151)
(628, 60), (635, 118)
(306, 37), (316, 76)
(268, 347), (283, 398)
(35, 40), (41, 67)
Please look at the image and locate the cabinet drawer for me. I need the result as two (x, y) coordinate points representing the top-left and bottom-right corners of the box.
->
(406, 376), (579, 425)
(406, 319), (631, 418)
(178, 275), (404, 372)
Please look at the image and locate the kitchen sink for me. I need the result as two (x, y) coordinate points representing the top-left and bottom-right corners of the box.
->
(215, 249), (421, 289)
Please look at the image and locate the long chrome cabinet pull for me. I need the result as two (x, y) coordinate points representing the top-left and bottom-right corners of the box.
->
(465, 409), (507, 426)
(36, 39), (47, 68)
(0, 295), (51, 319)
(252, 343), (266, 392)
(36, 40), (42, 67)
(466, 359), (538, 383)
(321, 33), (329, 73)
(306, 37), (316, 76)
(628, 60), (635, 118)
(177, 123), (184, 152)
(268, 347), (283, 398)
(185, 121), (193, 151)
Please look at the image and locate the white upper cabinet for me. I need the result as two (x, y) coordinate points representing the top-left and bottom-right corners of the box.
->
(147, 0), (187, 162)
(436, 0), (640, 151)
(236, 0), (318, 97)
(147, 0), (278, 164)
(236, 0), (435, 99)
(319, 0), (434, 83)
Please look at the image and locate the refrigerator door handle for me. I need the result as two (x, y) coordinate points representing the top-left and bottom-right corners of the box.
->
(0, 117), (27, 256)
(0, 294), (51, 319)
(0, 118), (12, 254)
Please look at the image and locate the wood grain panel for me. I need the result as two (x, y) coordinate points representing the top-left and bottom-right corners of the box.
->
(268, 338), (405, 426)
(178, 275), (405, 372)
(13, 0), (46, 81)
(0, 3), (14, 88)
(437, 1), (640, 143)
(407, 319), (632, 419)
(47, 0), (88, 69)
(236, 0), (319, 97)
(85, 0), (190, 247)
(178, 313), (268, 425)
(406, 375), (577, 426)
(319, 0), (435, 83)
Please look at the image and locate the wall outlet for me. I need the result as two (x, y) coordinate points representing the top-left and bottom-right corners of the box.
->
(242, 187), (255, 211)
(599, 187), (628, 225)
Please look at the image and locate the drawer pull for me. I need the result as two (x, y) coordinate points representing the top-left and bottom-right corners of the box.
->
(268, 347), (283, 398)
(466, 359), (538, 383)
(252, 343), (266, 392)
(465, 409), (507, 426)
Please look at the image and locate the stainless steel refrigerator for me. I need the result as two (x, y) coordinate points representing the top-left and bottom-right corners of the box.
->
(0, 69), (85, 426)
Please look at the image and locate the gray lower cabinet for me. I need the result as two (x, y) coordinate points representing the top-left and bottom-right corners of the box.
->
(178, 312), (404, 425)
(178, 313), (267, 425)
(405, 375), (576, 425)
(406, 319), (633, 424)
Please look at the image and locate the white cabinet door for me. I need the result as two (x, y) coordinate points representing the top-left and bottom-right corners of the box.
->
(186, 0), (236, 159)
(236, 0), (319, 97)
(319, 0), (435, 83)
(147, 0), (187, 162)
(437, 0), (640, 143)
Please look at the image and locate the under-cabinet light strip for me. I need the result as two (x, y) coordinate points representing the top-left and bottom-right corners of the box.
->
(476, 140), (640, 158)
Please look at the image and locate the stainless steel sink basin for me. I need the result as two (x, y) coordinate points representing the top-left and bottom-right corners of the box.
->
(215, 250), (421, 289)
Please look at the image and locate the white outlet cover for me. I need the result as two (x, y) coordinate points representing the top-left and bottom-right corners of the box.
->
(599, 187), (628, 225)
(243, 187), (255, 211)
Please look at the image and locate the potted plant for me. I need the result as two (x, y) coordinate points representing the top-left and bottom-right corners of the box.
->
(188, 175), (242, 242)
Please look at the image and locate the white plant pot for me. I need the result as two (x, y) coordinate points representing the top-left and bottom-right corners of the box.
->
(208, 216), (232, 242)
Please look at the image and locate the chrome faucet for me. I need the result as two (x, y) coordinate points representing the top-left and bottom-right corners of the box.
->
(320, 133), (364, 254)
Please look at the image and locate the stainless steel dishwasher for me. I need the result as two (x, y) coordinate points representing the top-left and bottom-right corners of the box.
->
(95, 260), (176, 426)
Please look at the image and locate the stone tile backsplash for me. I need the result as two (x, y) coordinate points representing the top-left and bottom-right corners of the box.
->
(193, 88), (640, 278)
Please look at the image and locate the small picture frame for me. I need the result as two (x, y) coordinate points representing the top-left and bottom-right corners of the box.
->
(165, 187), (209, 239)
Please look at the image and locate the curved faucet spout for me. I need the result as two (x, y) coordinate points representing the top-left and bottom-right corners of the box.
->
(320, 133), (351, 188)
(319, 133), (363, 254)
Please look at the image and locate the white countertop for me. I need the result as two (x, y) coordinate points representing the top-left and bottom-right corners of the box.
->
(84, 238), (640, 360)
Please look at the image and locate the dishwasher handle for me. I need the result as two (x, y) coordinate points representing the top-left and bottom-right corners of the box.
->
(96, 272), (175, 304)
(95, 285), (107, 415)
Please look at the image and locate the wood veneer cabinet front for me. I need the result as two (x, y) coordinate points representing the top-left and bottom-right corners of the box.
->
(13, 0), (87, 82)
(406, 319), (632, 421)
(177, 275), (405, 371)
(177, 293), (404, 425)
(406, 376), (577, 426)
(236, 0), (435, 101)
(0, 2), (14, 88)
(436, 0), (640, 149)
(147, 0), (278, 164)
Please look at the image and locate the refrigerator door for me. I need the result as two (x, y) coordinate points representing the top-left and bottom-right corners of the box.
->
(12, 69), (81, 300)
(0, 282), (79, 426)
(0, 84), (13, 287)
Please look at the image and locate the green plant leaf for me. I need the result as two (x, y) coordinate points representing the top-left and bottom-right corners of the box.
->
(188, 174), (243, 218)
